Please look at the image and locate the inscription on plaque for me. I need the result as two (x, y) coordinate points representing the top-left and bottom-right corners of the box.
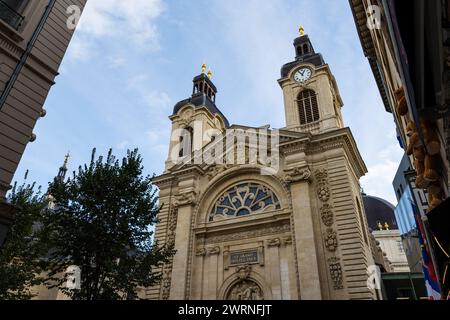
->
(230, 250), (258, 266)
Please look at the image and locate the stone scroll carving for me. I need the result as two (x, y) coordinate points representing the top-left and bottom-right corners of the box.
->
(315, 169), (343, 290)
(320, 203), (334, 227)
(324, 228), (338, 252)
(328, 257), (344, 290)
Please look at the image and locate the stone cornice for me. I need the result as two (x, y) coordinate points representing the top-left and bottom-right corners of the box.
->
(194, 210), (291, 239)
(307, 127), (367, 178)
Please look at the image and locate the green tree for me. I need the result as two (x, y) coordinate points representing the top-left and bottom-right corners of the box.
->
(0, 182), (48, 300)
(43, 148), (174, 300)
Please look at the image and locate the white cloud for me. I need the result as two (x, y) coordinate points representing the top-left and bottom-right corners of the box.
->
(116, 140), (129, 150)
(67, 36), (94, 61)
(68, 0), (165, 61)
(78, 0), (164, 43)
(360, 142), (404, 204)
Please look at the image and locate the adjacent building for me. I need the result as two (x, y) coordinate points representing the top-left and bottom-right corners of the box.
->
(362, 194), (410, 272)
(0, 0), (86, 246)
(350, 0), (450, 298)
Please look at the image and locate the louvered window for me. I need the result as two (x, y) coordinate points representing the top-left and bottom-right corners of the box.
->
(297, 90), (319, 125)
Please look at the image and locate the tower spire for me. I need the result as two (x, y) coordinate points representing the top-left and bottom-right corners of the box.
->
(56, 152), (70, 183)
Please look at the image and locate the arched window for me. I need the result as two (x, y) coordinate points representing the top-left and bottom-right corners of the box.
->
(179, 126), (194, 157)
(297, 90), (319, 125)
(209, 183), (281, 222)
(303, 44), (309, 54)
(296, 46), (303, 56)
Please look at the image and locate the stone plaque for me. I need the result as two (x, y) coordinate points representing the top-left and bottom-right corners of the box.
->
(230, 250), (259, 266)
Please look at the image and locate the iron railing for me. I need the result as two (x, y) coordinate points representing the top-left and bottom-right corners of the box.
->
(0, 0), (24, 30)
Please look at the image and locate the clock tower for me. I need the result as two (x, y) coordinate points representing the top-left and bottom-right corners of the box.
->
(279, 28), (344, 133)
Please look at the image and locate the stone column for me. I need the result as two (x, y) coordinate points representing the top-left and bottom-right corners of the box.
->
(266, 238), (282, 300)
(169, 190), (196, 300)
(204, 246), (220, 299)
(288, 169), (322, 299)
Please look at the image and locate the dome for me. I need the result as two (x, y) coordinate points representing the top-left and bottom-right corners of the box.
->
(362, 194), (398, 230)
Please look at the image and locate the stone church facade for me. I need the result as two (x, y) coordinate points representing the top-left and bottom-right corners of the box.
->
(145, 30), (377, 300)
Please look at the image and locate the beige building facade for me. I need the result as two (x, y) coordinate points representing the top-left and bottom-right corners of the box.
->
(372, 229), (410, 273)
(0, 0), (86, 242)
(145, 30), (377, 300)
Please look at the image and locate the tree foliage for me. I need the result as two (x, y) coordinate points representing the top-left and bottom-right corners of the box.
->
(0, 183), (48, 300)
(42, 148), (173, 300)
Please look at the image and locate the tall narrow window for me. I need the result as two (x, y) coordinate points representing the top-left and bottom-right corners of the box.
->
(1, 0), (28, 29)
(179, 126), (193, 157)
(297, 90), (319, 125)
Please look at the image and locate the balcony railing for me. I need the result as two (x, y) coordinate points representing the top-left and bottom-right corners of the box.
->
(0, 0), (24, 30)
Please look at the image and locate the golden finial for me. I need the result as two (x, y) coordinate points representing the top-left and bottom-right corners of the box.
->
(377, 222), (383, 231)
(384, 222), (390, 231)
(201, 63), (206, 74)
(207, 68), (212, 79)
(299, 25), (305, 36)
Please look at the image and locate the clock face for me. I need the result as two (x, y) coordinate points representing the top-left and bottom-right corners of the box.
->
(294, 68), (312, 83)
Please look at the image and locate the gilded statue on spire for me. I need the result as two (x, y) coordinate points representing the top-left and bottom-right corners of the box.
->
(299, 25), (305, 36)
(201, 63), (206, 74)
(207, 68), (212, 79)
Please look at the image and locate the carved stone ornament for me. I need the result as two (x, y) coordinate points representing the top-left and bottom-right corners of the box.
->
(328, 257), (344, 290)
(227, 280), (264, 300)
(283, 167), (312, 184)
(207, 246), (221, 255)
(195, 247), (207, 256)
(206, 164), (233, 180)
(317, 185), (330, 202)
(315, 169), (331, 202)
(174, 192), (197, 206)
(236, 265), (252, 281)
(282, 236), (293, 246)
(161, 267), (172, 300)
(324, 228), (338, 252)
(320, 204), (334, 227)
(266, 238), (281, 247)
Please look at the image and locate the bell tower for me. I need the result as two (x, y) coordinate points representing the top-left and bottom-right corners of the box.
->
(165, 64), (229, 171)
(278, 27), (344, 134)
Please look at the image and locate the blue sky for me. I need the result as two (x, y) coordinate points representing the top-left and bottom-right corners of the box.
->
(13, 0), (404, 204)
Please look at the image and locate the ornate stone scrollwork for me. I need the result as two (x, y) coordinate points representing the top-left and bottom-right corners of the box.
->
(236, 265), (252, 280)
(283, 167), (312, 184)
(266, 238), (281, 247)
(320, 204), (334, 227)
(206, 164), (233, 180)
(315, 169), (330, 202)
(282, 236), (292, 246)
(174, 192), (197, 206)
(324, 228), (338, 252)
(328, 257), (344, 290)
(195, 247), (207, 256)
(207, 246), (220, 255)
(161, 267), (172, 300)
